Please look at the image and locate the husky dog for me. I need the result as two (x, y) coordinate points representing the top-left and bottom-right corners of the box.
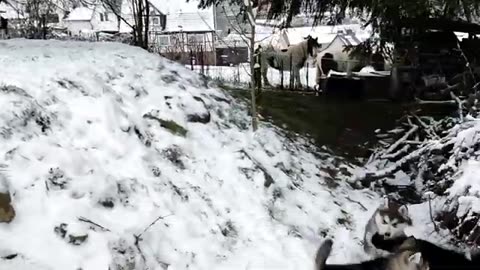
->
(364, 197), (412, 256)
(314, 238), (429, 270)
(392, 236), (480, 270)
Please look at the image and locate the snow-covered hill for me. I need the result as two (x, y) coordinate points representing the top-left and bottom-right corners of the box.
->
(0, 39), (434, 270)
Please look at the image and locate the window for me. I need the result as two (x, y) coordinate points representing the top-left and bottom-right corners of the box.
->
(158, 36), (169, 46)
(100, 13), (109, 21)
(188, 34), (203, 44)
(160, 14), (166, 30)
(151, 17), (160, 25)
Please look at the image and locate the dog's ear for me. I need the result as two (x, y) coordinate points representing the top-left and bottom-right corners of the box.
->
(379, 196), (389, 208)
(399, 205), (409, 217)
(408, 252), (422, 264)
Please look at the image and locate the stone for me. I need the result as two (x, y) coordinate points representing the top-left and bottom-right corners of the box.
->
(0, 192), (15, 223)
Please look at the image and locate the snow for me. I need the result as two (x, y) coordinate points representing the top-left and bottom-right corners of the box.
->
(445, 120), (480, 216)
(0, 39), (450, 270)
(64, 7), (94, 21)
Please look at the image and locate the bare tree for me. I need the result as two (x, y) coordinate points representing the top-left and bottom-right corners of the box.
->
(244, 0), (259, 131)
(202, 0), (261, 131)
(101, 0), (150, 49)
(24, 0), (58, 38)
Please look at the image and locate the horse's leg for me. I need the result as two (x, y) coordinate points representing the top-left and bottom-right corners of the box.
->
(261, 62), (271, 87)
(294, 67), (302, 90)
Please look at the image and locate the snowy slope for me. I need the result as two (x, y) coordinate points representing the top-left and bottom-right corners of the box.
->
(0, 39), (424, 270)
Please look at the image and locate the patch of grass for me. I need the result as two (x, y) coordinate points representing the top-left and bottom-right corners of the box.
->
(143, 114), (187, 137)
(222, 86), (411, 161)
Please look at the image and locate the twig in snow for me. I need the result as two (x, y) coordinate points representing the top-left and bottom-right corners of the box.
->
(238, 149), (275, 187)
(134, 234), (147, 263)
(133, 214), (172, 266)
(138, 214), (173, 238)
(426, 193), (439, 232)
(344, 197), (368, 211)
(381, 125), (419, 158)
(450, 92), (464, 122)
(78, 217), (111, 232)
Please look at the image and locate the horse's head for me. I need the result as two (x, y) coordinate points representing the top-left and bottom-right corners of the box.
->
(304, 35), (321, 58)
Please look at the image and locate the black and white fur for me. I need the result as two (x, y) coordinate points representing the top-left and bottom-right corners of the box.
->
(314, 238), (428, 270)
(259, 35), (321, 89)
(364, 197), (412, 256)
(374, 236), (480, 270)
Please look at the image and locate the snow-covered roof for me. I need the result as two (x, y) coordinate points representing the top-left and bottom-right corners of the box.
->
(148, 0), (215, 32)
(256, 24), (372, 50)
(65, 7), (94, 21)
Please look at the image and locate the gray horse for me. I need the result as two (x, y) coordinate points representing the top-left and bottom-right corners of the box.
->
(258, 35), (321, 89)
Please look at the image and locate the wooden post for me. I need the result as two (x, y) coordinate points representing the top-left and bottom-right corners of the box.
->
(306, 62), (309, 91)
(289, 53), (293, 90)
(200, 46), (204, 75)
(280, 61), (284, 90)
(190, 49), (194, 70)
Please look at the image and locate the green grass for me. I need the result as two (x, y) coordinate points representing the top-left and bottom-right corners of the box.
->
(225, 87), (438, 160)
(143, 114), (188, 137)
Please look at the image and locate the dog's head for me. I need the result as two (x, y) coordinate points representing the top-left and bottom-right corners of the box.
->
(376, 197), (412, 239)
(393, 237), (430, 270)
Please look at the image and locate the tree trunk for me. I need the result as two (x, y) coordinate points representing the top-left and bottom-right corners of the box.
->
(143, 0), (150, 50)
(248, 15), (258, 131)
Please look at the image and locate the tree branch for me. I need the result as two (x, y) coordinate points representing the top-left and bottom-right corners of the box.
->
(450, 91), (464, 122)
(415, 97), (457, 105)
(381, 125), (419, 158)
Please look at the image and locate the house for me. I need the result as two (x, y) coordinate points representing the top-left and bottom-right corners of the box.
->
(64, 3), (118, 36)
(144, 0), (216, 64)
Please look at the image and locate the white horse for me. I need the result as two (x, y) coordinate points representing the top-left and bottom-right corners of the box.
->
(258, 35), (321, 89)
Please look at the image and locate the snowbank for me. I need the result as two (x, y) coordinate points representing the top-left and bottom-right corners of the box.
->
(0, 39), (437, 270)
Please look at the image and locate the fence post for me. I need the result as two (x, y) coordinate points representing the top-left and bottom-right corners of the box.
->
(306, 62), (309, 91)
(190, 49), (194, 70)
(289, 53), (293, 90)
(280, 62), (284, 90)
(200, 46), (204, 76)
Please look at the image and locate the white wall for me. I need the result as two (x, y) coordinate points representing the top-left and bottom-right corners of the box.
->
(91, 7), (118, 32)
(65, 21), (93, 35)
(317, 36), (357, 73)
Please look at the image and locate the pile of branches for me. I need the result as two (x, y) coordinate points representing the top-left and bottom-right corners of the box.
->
(355, 101), (480, 246)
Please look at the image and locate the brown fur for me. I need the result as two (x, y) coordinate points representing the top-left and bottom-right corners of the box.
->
(0, 192), (15, 223)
